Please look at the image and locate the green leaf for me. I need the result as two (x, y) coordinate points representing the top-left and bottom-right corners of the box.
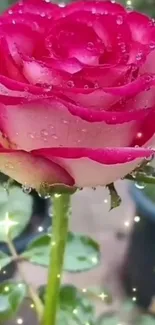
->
(96, 313), (120, 325)
(64, 232), (100, 272)
(97, 311), (155, 325)
(107, 183), (121, 210)
(0, 281), (26, 321)
(23, 234), (50, 266)
(0, 252), (13, 270)
(58, 285), (95, 325)
(137, 315), (155, 325)
(39, 284), (95, 325)
(0, 186), (33, 242)
(23, 232), (100, 272)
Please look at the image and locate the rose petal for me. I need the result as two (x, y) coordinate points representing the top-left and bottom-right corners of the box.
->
(54, 74), (155, 109)
(79, 64), (131, 87)
(132, 110), (155, 147)
(46, 18), (104, 65)
(5, 0), (59, 17)
(127, 12), (155, 45)
(0, 37), (27, 82)
(0, 148), (73, 189)
(102, 74), (155, 96)
(0, 22), (41, 60)
(34, 147), (153, 187)
(57, 0), (126, 18)
(0, 75), (48, 105)
(140, 49), (155, 74)
(123, 86), (155, 111)
(22, 57), (69, 86)
(62, 88), (120, 110)
(0, 99), (150, 151)
(44, 57), (84, 74)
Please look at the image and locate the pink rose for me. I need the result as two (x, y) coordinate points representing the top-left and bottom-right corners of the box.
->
(0, 0), (154, 190)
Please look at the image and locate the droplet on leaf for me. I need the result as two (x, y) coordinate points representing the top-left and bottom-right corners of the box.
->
(135, 182), (145, 190)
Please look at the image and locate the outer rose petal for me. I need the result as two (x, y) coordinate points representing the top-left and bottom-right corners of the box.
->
(5, 0), (59, 17)
(0, 149), (73, 189)
(140, 49), (155, 74)
(127, 12), (155, 45)
(0, 100), (149, 151)
(34, 147), (153, 187)
(131, 110), (155, 147)
(55, 74), (155, 109)
(56, 0), (126, 18)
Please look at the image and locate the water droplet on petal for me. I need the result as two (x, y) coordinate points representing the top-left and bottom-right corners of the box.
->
(145, 153), (154, 162)
(94, 82), (99, 89)
(62, 120), (69, 124)
(44, 85), (52, 92)
(28, 132), (35, 139)
(136, 52), (143, 61)
(149, 18), (155, 27)
(116, 15), (123, 25)
(12, 20), (16, 24)
(5, 162), (14, 170)
(22, 184), (32, 194)
(136, 132), (143, 139)
(149, 42), (155, 49)
(8, 9), (13, 14)
(92, 7), (97, 14)
(40, 12), (46, 17)
(87, 42), (94, 51)
(84, 85), (89, 89)
(49, 124), (54, 130)
(52, 134), (58, 140)
(40, 129), (49, 137)
(67, 80), (74, 88)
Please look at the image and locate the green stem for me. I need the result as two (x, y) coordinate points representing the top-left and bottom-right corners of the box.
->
(43, 193), (70, 325)
(7, 233), (43, 321)
(126, 173), (155, 184)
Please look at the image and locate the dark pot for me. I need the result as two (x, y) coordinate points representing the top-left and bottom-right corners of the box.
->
(0, 190), (51, 282)
(122, 183), (155, 310)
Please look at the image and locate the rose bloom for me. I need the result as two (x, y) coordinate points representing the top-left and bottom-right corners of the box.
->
(0, 0), (154, 190)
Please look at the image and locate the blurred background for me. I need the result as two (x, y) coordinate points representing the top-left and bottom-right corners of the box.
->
(1, 0), (155, 16)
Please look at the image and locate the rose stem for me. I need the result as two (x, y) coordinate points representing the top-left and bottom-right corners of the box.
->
(43, 193), (70, 325)
(7, 232), (44, 321)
